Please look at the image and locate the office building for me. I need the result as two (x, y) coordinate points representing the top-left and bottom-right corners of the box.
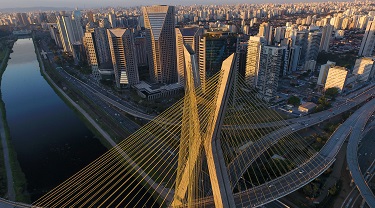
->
(107, 28), (139, 88)
(56, 15), (84, 54)
(94, 27), (112, 67)
(143, 5), (177, 84)
(324, 66), (348, 91)
(175, 27), (204, 88)
(134, 36), (148, 66)
(359, 21), (375, 57)
(84, 28), (100, 79)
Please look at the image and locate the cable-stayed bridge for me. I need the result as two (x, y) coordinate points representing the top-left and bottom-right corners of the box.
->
(5, 52), (375, 208)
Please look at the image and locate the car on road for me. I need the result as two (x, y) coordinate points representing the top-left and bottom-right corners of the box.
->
(299, 170), (304, 174)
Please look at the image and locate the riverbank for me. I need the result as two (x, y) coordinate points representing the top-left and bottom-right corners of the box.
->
(0, 39), (13, 199)
(0, 39), (30, 203)
(33, 39), (116, 150)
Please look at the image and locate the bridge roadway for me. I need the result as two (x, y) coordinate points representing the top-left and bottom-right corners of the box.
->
(195, 94), (375, 207)
(346, 98), (375, 206)
(341, 158), (375, 208)
(226, 86), (375, 189)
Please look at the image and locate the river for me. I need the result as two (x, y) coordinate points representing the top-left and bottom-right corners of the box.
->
(1, 38), (107, 201)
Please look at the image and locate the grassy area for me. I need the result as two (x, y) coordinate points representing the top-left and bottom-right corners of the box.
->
(0, 39), (11, 199)
(0, 39), (30, 202)
(0, 134), (6, 197)
(4, 119), (30, 203)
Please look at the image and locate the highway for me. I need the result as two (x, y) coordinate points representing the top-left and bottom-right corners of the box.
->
(37, 38), (142, 138)
(226, 85), (375, 189)
(346, 97), (375, 207)
(342, 158), (375, 208)
(194, 95), (375, 207)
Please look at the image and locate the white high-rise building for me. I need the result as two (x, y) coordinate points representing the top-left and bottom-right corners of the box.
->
(353, 57), (375, 81)
(258, 22), (272, 45)
(143, 5), (177, 84)
(319, 24), (333, 52)
(107, 28), (139, 88)
(317, 61), (336, 86)
(359, 21), (375, 57)
(245, 36), (266, 87)
(324, 66), (348, 91)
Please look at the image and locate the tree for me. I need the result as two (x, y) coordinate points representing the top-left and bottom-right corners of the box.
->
(287, 96), (301, 106)
(329, 184), (338, 195)
(325, 87), (339, 98)
(53, 56), (61, 65)
(316, 137), (322, 143)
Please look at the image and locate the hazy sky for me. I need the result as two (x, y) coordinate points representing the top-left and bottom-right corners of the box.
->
(2, 0), (345, 9)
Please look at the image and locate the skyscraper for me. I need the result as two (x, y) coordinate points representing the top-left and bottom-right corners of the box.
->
(295, 31), (308, 68)
(107, 28), (139, 88)
(305, 30), (322, 68)
(258, 22), (272, 45)
(84, 28), (100, 79)
(134, 36), (148, 66)
(56, 15), (84, 54)
(359, 21), (375, 57)
(319, 24), (333, 52)
(143, 5), (177, 84)
(245, 36), (266, 87)
(257, 46), (284, 101)
(175, 27), (204, 88)
(57, 15), (74, 53)
(94, 27), (112, 67)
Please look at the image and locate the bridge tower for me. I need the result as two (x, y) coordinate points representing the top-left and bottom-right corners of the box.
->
(172, 53), (238, 207)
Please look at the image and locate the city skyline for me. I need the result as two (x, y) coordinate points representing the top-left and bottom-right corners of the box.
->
(1, 0), (375, 207)
(2, 0), (353, 9)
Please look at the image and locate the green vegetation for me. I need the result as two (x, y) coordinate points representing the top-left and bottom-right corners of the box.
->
(317, 51), (357, 69)
(0, 135), (6, 197)
(325, 87), (339, 99)
(315, 96), (332, 112)
(287, 95), (301, 106)
(328, 183), (338, 196)
(0, 38), (12, 198)
(302, 180), (320, 198)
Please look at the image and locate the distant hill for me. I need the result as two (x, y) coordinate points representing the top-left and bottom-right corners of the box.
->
(0, 7), (74, 13)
